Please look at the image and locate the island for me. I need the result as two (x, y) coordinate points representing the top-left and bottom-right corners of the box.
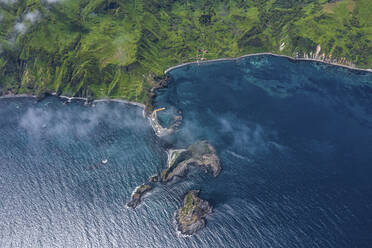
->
(175, 190), (213, 236)
(127, 140), (221, 210)
(161, 141), (221, 183)
(127, 183), (153, 209)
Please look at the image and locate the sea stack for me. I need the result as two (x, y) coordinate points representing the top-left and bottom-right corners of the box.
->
(175, 190), (213, 235)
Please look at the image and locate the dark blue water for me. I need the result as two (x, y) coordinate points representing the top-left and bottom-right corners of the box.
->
(1, 55), (372, 247)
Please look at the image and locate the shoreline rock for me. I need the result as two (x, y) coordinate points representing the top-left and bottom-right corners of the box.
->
(127, 183), (153, 209)
(161, 141), (221, 183)
(150, 108), (182, 137)
(175, 190), (212, 235)
(148, 175), (159, 183)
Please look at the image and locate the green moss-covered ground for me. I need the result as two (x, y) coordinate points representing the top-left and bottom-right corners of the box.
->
(1, 0), (371, 104)
(180, 191), (194, 217)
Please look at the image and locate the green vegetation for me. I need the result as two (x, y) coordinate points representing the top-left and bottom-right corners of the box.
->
(180, 191), (194, 216)
(1, 0), (371, 104)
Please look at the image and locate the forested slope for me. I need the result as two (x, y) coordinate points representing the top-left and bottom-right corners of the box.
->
(0, 0), (371, 104)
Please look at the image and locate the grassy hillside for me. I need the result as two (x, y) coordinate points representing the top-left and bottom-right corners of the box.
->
(0, 0), (371, 105)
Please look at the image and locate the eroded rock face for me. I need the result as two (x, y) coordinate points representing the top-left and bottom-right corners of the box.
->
(175, 190), (212, 235)
(127, 141), (221, 212)
(127, 183), (153, 209)
(161, 141), (221, 182)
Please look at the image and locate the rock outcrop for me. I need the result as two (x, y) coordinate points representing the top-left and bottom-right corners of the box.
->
(127, 183), (153, 209)
(148, 175), (159, 183)
(161, 141), (221, 183)
(175, 190), (212, 235)
(150, 108), (183, 137)
(127, 141), (221, 213)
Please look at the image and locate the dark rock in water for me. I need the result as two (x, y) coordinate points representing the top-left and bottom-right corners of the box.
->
(127, 184), (153, 209)
(175, 190), (212, 235)
(148, 175), (159, 183)
(161, 140), (221, 183)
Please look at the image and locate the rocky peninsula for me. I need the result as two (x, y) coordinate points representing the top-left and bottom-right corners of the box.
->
(150, 108), (183, 137)
(161, 141), (221, 183)
(127, 183), (153, 209)
(175, 190), (213, 235)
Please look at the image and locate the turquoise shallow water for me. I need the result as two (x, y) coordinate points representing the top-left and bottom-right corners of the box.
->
(1, 55), (372, 247)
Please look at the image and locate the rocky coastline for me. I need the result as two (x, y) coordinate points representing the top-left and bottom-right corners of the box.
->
(175, 190), (213, 236)
(3, 52), (372, 237)
(2, 53), (370, 110)
(163, 52), (372, 75)
(150, 110), (173, 136)
(150, 108), (182, 137)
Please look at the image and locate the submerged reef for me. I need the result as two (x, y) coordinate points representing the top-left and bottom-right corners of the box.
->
(175, 190), (213, 235)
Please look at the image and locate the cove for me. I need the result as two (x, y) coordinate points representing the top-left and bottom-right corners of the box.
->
(154, 55), (372, 247)
(0, 55), (372, 247)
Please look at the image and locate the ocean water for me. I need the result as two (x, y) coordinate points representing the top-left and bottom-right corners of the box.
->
(1, 55), (372, 247)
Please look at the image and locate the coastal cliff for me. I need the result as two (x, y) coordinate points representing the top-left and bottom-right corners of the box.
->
(175, 190), (213, 235)
(161, 141), (221, 183)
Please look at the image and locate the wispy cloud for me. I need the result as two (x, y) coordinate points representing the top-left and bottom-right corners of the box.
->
(19, 102), (149, 138)
(24, 10), (40, 23)
(217, 113), (270, 155)
(11, 10), (41, 38)
(13, 22), (26, 34)
(174, 110), (277, 156)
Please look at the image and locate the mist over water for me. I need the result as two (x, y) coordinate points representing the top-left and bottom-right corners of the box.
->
(1, 55), (372, 247)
